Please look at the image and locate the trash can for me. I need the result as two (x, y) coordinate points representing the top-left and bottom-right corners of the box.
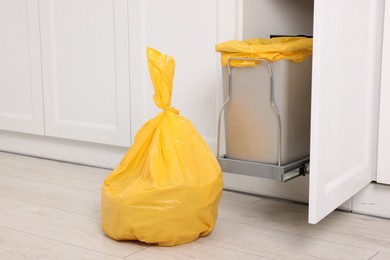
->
(215, 37), (312, 181)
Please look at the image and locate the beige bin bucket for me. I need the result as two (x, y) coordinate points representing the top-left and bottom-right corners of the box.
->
(221, 58), (312, 166)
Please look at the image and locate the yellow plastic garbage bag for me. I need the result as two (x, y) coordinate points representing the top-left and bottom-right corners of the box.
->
(101, 47), (223, 246)
(215, 37), (313, 67)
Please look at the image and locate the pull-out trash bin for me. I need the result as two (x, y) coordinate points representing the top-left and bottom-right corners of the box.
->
(215, 37), (312, 182)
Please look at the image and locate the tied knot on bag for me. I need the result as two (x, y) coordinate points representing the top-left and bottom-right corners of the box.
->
(153, 95), (178, 114)
(164, 106), (179, 114)
(154, 96), (179, 114)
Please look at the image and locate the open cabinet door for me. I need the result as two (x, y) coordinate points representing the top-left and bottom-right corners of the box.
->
(309, 0), (384, 223)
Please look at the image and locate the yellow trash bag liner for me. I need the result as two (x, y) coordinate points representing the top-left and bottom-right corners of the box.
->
(101, 48), (223, 246)
(215, 37), (313, 67)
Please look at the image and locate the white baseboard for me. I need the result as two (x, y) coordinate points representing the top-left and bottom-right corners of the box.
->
(0, 130), (128, 169)
(0, 130), (217, 170)
(352, 182), (390, 219)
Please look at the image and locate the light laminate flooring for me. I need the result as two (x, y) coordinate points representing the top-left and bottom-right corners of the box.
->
(0, 151), (389, 259)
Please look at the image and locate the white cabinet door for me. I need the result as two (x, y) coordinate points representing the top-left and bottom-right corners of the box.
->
(39, 0), (130, 147)
(377, 1), (390, 185)
(309, 0), (384, 223)
(0, 0), (44, 135)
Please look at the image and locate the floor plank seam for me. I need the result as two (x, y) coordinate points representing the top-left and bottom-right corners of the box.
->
(0, 196), (101, 220)
(0, 224), (127, 259)
(367, 251), (380, 259)
(199, 235), (326, 260)
(123, 246), (151, 259)
(195, 239), (276, 260)
(217, 217), (382, 253)
(0, 172), (103, 194)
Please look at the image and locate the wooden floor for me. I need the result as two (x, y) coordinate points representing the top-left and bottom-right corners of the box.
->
(0, 152), (390, 259)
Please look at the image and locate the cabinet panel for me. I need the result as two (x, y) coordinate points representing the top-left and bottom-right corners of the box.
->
(377, 1), (390, 184)
(0, 0), (44, 134)
(39, 0), (130, 146)
(309, 0), (384, 223)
